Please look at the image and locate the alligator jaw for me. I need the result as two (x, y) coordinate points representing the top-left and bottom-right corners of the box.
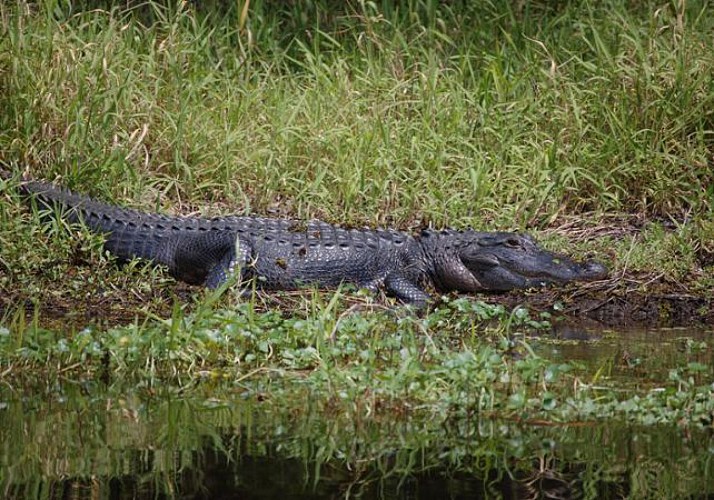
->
(455, 232), (608, 292)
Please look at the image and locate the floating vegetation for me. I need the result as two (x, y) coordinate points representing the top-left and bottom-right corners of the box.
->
(2, 298), (713, 430)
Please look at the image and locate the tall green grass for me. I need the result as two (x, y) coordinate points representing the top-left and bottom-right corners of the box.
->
(1, 0), (712, 228)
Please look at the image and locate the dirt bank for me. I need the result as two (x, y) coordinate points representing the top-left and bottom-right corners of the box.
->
(1, 272), (711, 331)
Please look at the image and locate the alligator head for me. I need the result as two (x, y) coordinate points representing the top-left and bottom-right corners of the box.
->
(421, 230), (607, 293)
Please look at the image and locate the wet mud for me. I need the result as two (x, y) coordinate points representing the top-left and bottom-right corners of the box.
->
(1, 270), (711, 331)
(488, 283), (712, 326)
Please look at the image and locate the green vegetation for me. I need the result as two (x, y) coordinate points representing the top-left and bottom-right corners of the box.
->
(2, 296), (714, 497)
(2, 295), (713, 425)
(0, 0), (713, 496)
(1, 1), (713, 222)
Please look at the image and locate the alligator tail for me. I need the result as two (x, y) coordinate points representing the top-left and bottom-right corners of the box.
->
(14, 178), (183, 266)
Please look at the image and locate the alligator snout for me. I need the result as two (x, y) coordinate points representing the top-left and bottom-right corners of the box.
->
(578, 260), (608, 281)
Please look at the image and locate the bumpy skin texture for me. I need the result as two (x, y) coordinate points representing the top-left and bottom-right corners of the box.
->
(16, 179), (608, 305)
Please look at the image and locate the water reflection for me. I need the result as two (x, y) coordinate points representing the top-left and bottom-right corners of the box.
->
(535, 323), (714, 387)
(1, 376), (713, 499)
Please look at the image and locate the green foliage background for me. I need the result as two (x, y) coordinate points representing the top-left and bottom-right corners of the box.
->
(1, 0), (712, 228)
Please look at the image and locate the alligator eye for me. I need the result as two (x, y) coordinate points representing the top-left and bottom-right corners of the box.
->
(505, 237), (521, 248)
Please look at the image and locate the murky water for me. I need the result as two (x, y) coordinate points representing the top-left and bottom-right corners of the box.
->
(1, 325), (713, 499)
(540, 323), (714, 387)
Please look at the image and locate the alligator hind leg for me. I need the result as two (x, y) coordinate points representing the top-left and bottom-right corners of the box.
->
(163, 231), (253, 288)
(203, 242), (251, 289)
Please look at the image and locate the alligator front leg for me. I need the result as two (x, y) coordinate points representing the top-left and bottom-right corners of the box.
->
(383, 273), (432, 307)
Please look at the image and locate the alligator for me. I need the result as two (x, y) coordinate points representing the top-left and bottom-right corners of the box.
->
(7, 175), (607, 306)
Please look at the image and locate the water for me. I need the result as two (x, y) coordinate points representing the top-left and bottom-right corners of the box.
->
(1, 325), (713, 499)
(540, 323), (714, 387)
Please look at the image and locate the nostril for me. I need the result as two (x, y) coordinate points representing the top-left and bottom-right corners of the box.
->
(584, 261), (608, 279)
